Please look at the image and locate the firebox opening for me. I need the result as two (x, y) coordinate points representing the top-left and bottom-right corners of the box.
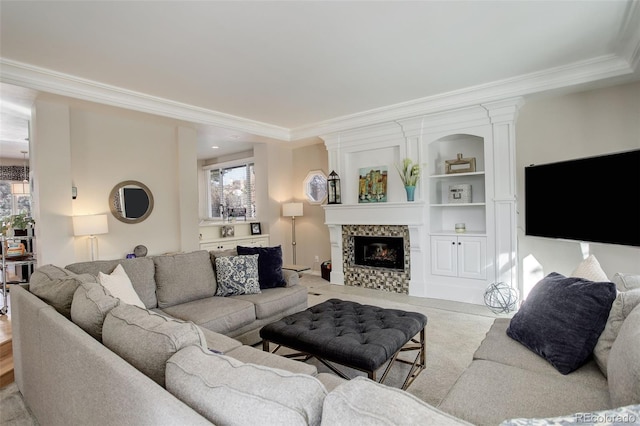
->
(353, 236), (404, 271)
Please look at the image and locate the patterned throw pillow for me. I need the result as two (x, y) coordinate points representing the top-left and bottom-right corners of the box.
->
(214, 255), (261, 296)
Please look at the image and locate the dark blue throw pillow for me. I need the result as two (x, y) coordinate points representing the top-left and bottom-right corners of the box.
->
(506, 272), (616, 375)
(236, 245), (287, 289)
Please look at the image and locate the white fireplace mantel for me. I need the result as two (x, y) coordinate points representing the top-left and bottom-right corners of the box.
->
(324, 202), (426, 226)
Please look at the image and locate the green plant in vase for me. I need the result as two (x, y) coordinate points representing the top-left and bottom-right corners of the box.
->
(396, 158), (421, 201)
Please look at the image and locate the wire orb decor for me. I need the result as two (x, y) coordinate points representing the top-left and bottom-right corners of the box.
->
(484, 282), (519, 314)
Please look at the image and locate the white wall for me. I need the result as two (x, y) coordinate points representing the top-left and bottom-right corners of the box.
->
(516, 81), (640, 297)
(32, 97), (201, 264)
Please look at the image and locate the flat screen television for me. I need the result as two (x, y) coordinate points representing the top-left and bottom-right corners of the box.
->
(525, 149), (640, 247)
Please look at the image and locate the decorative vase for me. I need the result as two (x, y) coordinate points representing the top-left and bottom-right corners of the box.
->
(404, 185), (416, 202)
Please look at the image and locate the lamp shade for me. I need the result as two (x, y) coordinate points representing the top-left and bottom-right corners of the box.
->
(282, 202), (303, 217)
(73, 214), (109, 236)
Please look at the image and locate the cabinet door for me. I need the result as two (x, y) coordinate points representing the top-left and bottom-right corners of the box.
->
(431, 236), (457, 277)
(457, 236), (487, 280)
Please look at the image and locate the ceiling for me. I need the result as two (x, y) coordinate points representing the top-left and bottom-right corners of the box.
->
(1, 1), (639, 159)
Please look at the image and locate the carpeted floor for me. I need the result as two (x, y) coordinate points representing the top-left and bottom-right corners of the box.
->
(297, 274), (497, 407)
(0, 274), (500, 425)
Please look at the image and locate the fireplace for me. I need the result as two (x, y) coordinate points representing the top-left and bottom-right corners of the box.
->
(353, 236), (404, 270)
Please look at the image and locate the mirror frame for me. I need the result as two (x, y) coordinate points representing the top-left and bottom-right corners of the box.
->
(108, 180), (154, 224)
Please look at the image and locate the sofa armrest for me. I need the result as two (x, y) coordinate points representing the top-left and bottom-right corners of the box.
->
(283, 269), (299, 287)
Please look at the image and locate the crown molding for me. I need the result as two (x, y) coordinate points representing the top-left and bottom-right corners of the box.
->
(2, 49), (638, 145)
(291, 54), (636, 140)
(616, 0), (640, 70)
(0, 58), (291, 141)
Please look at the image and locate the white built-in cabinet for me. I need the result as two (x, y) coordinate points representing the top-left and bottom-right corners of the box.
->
(323, 99), (521, 305)
(198, 222), (269, 251)
(431, 235), (487, 280)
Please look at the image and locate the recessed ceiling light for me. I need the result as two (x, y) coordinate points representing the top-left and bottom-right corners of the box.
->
(211, 145), (220, 149)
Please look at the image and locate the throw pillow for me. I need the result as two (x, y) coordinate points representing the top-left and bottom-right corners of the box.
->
(593, 288), (640, 376)
(166, 345), (327, 426)
(612, 272), (640, 292)
(29, 264), (98, 319)
(607, 303), (640, 407)
(102, 303), (207, 387)
(70, 281), (120, 342)
(237, 245), (287, 289)
(506, 272), (616, 374)
(98, 264), (145, 309)
(214, 254), (261, 296)
(570, 254), (609, 282)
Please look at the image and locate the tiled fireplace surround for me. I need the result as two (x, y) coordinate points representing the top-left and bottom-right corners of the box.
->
(342, 225), (411, 293)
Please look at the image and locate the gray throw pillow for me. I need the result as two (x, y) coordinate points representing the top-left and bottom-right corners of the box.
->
(506, 272), (616, 374)
(214, 254), (261, 296)
(153, 251), (216, 308)
(166, 345), (327, 426)
(102, 303), (207, 387)
(608, 305), (640, 407)
(30, 264), (97, 319)
(593, 288), (640, 376)
(70, 281), (119, 342)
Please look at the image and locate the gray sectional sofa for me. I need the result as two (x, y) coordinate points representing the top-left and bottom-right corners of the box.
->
(10, 249), (640, 425)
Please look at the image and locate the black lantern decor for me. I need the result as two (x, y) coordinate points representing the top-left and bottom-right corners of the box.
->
(327, 170), (341, 204)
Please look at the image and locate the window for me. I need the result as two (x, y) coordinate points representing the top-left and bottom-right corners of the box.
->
(0, 180), (33, 227)
(206, 161), (256, 220)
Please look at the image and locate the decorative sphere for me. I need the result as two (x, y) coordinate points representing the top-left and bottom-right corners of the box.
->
(133, 245), (148, 257)
(484, 282), (518, 314)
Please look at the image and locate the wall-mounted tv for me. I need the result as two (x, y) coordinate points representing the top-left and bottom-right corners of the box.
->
(525, 150), (640, 247)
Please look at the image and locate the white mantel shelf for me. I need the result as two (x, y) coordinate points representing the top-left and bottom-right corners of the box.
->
(323, 202), (427, 226)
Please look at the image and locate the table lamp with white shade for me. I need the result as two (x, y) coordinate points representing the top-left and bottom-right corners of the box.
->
(73, 214), (109, 261)
(282, 202), (303, 264)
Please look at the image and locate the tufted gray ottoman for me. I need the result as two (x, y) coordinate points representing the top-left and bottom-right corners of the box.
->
(260, 298), (427, 389)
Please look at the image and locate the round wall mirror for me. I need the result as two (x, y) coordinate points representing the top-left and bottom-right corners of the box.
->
(109, 180), (154, 224)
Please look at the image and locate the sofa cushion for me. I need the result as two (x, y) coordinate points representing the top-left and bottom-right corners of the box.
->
(97, 264), (145, 308)
(224, 345), (318, 376)
(66, 257), (158, 308)
(438, 359), (611, 426)
(506, 272), (616, 374)
(612, 272), (640, 292)
(594, 288), (640, 376)
(70, 281), (119, 342)
(102, 303), (207, 387)
(30, 264), (97, 319)
(232, 284), (308, 319)
(474, 318), (604, 381)
(154, 251), (216, 308)
(570, 254), (608, 282)
(159, 296), (256, 335)
(237, 245), (287, 289)
(323, 376), (470, 426)
(500, 404), (640, 426)
(608, 304), (640, 407)
(214, 254), (261, 296)
(166, 345), (327, 426)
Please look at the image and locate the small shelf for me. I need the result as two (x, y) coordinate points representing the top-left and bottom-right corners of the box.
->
(430, 230), (487, 237)
(430, 171), (485, 179)
(430, 203), (486, 207)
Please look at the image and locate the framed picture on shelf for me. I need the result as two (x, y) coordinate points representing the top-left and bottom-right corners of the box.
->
(221, 225), (235, 238)
(358, 166), (388, 203)
(250, 222), (262, 235)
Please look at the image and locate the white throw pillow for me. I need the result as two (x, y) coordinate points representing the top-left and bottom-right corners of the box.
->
(571, 255), (609, 282)
(98, 264), (145, 308)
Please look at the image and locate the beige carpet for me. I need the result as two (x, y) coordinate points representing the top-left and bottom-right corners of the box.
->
(297, 274), (496, 407)
(0, 275), (497, 425)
